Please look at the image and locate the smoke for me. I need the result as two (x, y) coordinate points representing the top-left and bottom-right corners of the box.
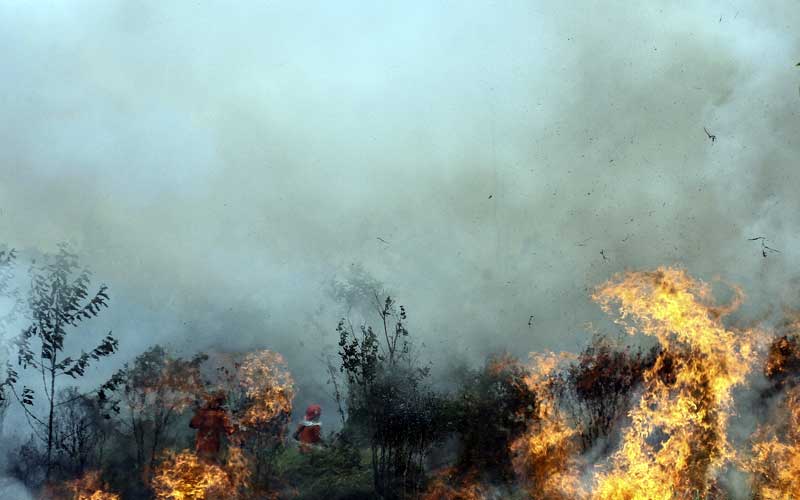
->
(0, 0), (798, 432)
(0, 477), (33, 500)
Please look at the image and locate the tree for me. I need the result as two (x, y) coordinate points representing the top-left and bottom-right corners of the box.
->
(337, 295), (444, 498)
(0, 246), (21, 432)
(4, 244), (117, 480)
(51, 387), (112, 479)
(103, 345), (206, 477)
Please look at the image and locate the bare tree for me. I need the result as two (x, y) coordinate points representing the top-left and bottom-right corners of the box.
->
(52, 387), (111, 478)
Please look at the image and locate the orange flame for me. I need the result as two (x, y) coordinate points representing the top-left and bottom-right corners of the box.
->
(749, 385), (800, 499)
(44, 470), (120, 500)
(210, 350), (294, 432)
(422, 468), (487, 500)
(511, 352), (586, 499)
(152, 446), (251, 500)
(237, 350), (294, 429)
(152, 451), (231, 500)
(590, 267), (763, 499)
(749, 326), (800, 499)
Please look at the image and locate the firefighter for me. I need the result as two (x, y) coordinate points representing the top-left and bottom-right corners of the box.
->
(189, 391), (235, 462)
(293, 404), (322, 452)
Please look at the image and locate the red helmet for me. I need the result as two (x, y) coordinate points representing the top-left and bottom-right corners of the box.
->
(304, 404), (321, 421)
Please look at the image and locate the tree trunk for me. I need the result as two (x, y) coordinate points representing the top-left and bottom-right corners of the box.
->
(46, 361), (56, 480)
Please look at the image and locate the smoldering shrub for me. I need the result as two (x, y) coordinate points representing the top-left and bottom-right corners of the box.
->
(448, 353), (537, 483)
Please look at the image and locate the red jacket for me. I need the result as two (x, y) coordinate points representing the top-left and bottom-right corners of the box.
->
(294, 422), (321, 444)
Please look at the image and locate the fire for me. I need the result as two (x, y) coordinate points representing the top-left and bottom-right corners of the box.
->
(210, 350), (294, 431)
(152, 447), (251, 500)
(152, 451), (232, 499)
(422, 468), (487, 500)
(223, 445), (253, 497)
(749, 329), (800, 499)
(486, 352), (520, 377)
(46, 470), (120, 500)
(237, 350), (294, 429)
(749, 386), (800, 499)
(590, 267), (762, 499)
(78, 491), (121, 500)
(511, 352), (586, 499)
(764, 329), (800, 391)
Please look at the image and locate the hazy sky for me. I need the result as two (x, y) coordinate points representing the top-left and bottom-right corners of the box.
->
(1, 1), (800, 418)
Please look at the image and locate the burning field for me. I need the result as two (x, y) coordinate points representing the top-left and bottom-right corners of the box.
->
(5, 0), (800, 497)
(4, 259), (800, 499)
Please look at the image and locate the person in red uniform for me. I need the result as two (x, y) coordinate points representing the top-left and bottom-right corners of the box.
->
(293, 404), (322, 452)
(189, 391), (235, 462)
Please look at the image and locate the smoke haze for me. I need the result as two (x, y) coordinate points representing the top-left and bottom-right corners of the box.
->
(1, 1), (799, 423)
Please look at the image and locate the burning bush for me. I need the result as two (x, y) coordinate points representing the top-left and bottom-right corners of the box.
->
(209, 350), (294, 430)
(151, 447), (252, 500)
(100, 346), (208, 478)
(236, 351), (294, 430)
(152, 450), (230, 500)
(209, 349), (294, 490)
(42, 470), (120, 500)
(764, 332), (800, 395)
(422, 467), (487, 500)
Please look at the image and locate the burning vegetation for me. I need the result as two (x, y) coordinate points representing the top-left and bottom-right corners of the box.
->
(44, 470), (120, 500)
(3, 247), (800, 498)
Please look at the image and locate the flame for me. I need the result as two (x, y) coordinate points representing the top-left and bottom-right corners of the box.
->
(152, 447), (251, 500)
(486, 352), (520, 377)
(237, 350), (294, 429)
(422, 468), (487, 500)
(511, 352), (586, 499)
(59, 471), (120, 500)
(590, 267), (762, 499)
(152, 451), (231, 500)
(80, 492), (121, 500)
(749, 329), (800, 498)
(223, 445), (253, 497)
(749, 386), (800, 499)
(764, 330), (800, 388)
(210, 350), (294, 432)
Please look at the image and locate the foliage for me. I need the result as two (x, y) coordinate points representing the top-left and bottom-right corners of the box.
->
(102, 345), (208, 476)
(4, 244), (117, 480)
(337, 295), (447, 498)
(450, 353), (538, 482)
(0, 246), (20, 428)
(275, 437), (373, 500)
